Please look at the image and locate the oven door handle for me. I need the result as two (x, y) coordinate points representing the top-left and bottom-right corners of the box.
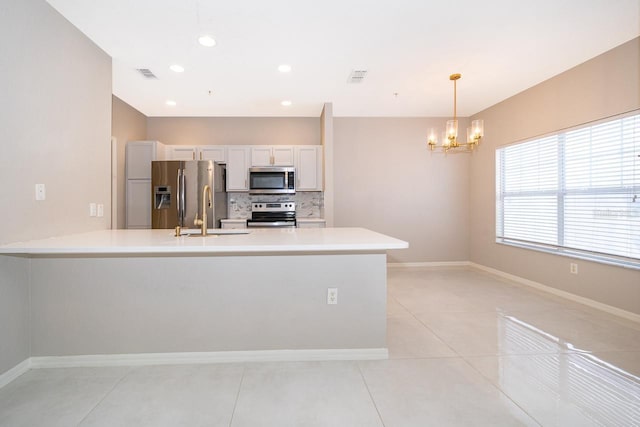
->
(247, 221), (296, 228)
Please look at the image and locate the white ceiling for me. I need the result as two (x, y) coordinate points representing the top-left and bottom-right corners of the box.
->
(46, 0), (639, 118)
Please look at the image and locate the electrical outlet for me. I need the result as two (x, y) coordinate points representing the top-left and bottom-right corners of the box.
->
(327, 288), (338, 305)
(35, 184), (46, 201)
(570, 263), (578, 274)
(89, 203), (97, 217)
(97, 204), (104, 217)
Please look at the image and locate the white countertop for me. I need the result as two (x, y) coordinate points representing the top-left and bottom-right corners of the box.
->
(0, 228), (408, 256)
(221, 218), (325, 222)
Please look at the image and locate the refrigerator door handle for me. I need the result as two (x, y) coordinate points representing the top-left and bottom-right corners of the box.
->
(176, 169), (182, 224)
(180, 171), (186, 226)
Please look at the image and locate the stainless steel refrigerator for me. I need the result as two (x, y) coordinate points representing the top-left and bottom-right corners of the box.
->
(151, 160), (227, 229)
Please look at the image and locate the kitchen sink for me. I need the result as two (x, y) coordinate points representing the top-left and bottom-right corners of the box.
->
(183, 229), (250, 237)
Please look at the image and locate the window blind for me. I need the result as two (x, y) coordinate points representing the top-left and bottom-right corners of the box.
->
(496, 113), (640, 266)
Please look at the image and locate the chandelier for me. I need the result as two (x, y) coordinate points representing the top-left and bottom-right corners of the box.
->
(427, 73), (484, 152)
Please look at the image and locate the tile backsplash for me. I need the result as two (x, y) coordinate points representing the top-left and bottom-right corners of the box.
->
(227, 192), (324, 219)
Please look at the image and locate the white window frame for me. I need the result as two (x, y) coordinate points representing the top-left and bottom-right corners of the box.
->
(496, 111), (640, 270)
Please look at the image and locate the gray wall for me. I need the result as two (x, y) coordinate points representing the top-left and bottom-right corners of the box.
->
(112, 96), (147, 229)
(147, 117), (320, 146)
(0, 0), (112, 245)
(0, 0), (112, 375)
(30, 254), (386, 355)
(0, 257), (30, 377)
(469, 37), (640, 315)
(333, 118), (470, 263)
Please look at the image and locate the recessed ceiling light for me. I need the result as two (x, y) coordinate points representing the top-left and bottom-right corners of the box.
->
(169, 64), (185, 73)
(198, 35), (216, 47)
(281, 100), (292, 107)
(278, 64), (292, 73)
(166, 100), (177, 106)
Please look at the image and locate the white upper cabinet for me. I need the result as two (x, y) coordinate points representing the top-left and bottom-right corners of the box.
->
(250, 146), (294, 166)
(295, 146), (323, 191)
(167, 146), (197, 160)
(167, 146), (227, 163)
(226, 146), (250, 191)
(126, 140), (165, 179)
(198, 146), (226, 163)
(158, 144), (321, 192)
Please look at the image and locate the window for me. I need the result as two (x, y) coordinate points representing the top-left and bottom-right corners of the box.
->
(496, 112), (640, 268)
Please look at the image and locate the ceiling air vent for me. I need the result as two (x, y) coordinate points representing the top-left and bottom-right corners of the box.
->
(136, 68), (158, 79)
(347, 69), (368, 84)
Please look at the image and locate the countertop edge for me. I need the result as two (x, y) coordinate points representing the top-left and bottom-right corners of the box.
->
(0, 228), (409, 256)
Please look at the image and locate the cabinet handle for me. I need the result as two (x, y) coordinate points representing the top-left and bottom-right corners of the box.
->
(192, 152), (195, 160)
(270, 155), (274, 165)
(199, 152), (203, 160)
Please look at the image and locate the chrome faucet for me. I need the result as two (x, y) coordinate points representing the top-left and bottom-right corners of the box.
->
(194, 184), (213, 236)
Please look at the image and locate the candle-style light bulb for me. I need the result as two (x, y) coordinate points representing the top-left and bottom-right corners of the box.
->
(446, 120), (458, 140)
(471, 119), (484, 139)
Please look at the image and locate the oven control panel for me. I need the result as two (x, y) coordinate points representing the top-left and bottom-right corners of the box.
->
(251, 202), (295, 212)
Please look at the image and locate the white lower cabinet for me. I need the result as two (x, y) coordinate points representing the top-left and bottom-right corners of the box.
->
(126, 180), (151, 228)
(221, 219), (247, 229)
(297, 219), (326, 228)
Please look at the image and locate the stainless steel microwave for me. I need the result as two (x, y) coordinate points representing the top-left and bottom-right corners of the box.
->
(248, 167), (295, 194)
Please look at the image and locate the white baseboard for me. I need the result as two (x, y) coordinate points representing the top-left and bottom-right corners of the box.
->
(0, 358), (31, 389)
(29, 348), (388, 369)
(387, 261), (470, 268)
(470, 262), (640, 324)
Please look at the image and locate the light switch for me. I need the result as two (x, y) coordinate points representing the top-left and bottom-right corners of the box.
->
(97, 204), (104, 217)
(89, 203), (97, 217)
(327, 288), (338, 304)
(35, 184), (46, 201)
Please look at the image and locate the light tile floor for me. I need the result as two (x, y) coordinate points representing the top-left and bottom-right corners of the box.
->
(1, 267), (639, 426)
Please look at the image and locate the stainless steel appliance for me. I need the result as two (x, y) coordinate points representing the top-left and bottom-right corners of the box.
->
(247, 202), (296, 228)
(248, 167), (295, 195)
(151, 160), (227, 229)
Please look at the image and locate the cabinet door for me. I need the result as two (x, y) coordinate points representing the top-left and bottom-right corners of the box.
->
(297, 221), (326, 228)
(226, 147), (250, 191)
(272, 146), (295, 166)
(296, 146), (323, 191)
(168, 146), (197, 160)
(198, 146), (226, 162)
(221, 221), (247, 229)
(251, 147), (272, 166)
(126, 179), (151, 228)
(126, 141), (155, 179)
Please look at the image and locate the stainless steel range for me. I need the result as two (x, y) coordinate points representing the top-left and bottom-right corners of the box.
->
(246, 202), (296, 228)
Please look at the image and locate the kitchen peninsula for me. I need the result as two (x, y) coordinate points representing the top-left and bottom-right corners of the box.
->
(0, 228), (407, 368)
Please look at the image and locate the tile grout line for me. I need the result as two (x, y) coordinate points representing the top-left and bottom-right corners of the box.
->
(356, 362), (387, 427)
(390, 294), (462, 359)
(227, 364), (247, 427)
(456, 354), (544, 427)
(391, 277), (544, 427)
(391, 285), (541, 425)
(74, 366), (137, 426)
